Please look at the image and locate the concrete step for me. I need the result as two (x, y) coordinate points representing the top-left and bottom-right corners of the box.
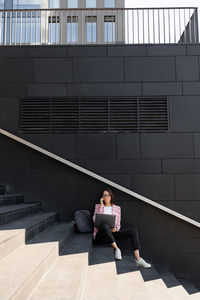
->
(0, 211), (58, 262)
(0, 185), (6, 195)
(29, 233), (92, 300)
(155, 267), (189, 299)
(186, 292), (200, 300)
(154, 263), (200, 298)
(26, 237), (200, 300)
(83, 245), (119, 300)
(178, 279), (200, 297)
(0, 221), (74, 300)
(116, 254), (175, 300)
(115, 255), (153, 300)
(84, 245), (177, 300)
(0, 194), (24, 206)
(0, 203), (41, 226)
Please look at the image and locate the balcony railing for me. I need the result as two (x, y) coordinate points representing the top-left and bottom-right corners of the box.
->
(0, 7), (199, 45)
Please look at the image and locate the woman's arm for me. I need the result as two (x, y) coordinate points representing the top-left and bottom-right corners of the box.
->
(115, 206), (121, 231)
(92, 204), (104, 223)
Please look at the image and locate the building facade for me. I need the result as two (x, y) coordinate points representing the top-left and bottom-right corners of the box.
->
(1, 0), (125, 44)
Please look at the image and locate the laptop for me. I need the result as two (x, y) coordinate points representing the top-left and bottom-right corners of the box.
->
(94, 213), (116, 228)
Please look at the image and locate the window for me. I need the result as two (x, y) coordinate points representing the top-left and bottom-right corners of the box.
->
(11, 0), (41, 44)
(68, 0), (78, 8)
(0, 0), (4, 9)
(104, 0), (115, 8)
(86, 0), (96, 8)
(10, 10), (41, 44)
(86, 16), (96, 43)
(104, 16), (115, 42)
(0, 0), (4, 44)
(48, 15), (60, 43)
(67, 16), (78, 43)
(49, 0), (60, 8)
(13, 0), (41, 9)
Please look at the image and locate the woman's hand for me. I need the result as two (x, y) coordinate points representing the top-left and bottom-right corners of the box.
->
(100, 197), (104, 208)
(111, 227), (117, 232)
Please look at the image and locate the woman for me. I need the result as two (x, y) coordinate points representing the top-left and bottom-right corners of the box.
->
(92, 188), (151, 268)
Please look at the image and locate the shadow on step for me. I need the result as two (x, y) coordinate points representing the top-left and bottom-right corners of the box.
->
(178, 279), (200, 295)
(59, 233), (93, 256)
(154, 262), (200, 295)
(115, 252), (159, 283)
(89, 244), (115, 265)
(115, 254), (139, 274)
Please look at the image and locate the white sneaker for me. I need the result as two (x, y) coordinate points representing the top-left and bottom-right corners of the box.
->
(136, 257), (151, 268)
(115, 248), (122, 260)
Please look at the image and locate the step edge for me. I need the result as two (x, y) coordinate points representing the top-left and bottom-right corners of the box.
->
(28, 233), (92, 300)
(0, 213), (58, 262)
(0, 202), (41, 212)
(0, 222), (74, 300)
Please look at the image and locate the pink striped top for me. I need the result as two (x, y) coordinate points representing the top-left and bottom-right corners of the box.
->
(92, 204), (121, 240)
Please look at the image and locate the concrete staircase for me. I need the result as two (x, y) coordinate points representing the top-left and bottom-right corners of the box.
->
(0, 185), (200, 300)
(28, 242), (200, 300)
(0, 186), (74, 299)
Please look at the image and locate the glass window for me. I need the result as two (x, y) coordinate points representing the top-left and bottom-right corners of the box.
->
(86, 0), (96, 8)
(0, 6), (4, 44)
(13, 0), (41, 9)
(68, 0), (78, 8)
(0, 0), (4, 9)
(48, 15), (60, 44)
(86, 16), (96, 43)
(104, 0), (115, 8)
(104, 15), (115, 43)
(11, 11), (41, 44)
(67, 16), (78, 43)
(49, 0), (60, 8)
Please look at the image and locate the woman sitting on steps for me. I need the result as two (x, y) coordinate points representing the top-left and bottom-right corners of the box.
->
(92, 188), (151, 268)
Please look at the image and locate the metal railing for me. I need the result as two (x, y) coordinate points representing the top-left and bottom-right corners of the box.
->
(0, 7), (199, 45)
(1, 127), (200, 229)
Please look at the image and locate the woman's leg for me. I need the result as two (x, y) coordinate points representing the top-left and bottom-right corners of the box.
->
(114, 228), (151, 267)
(113, 228), (140, 258)
(134, 250), (140, 260)
(95, 223), (118, 249)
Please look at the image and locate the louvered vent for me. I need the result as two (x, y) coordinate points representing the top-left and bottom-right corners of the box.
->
(139, 97), (168, 131)
(20, 99), (50, 133)
(110, 98), (138, 132)
(20, 97), (168, 133)
(80, 98), (108, 132)
(52, 98), (79, 132)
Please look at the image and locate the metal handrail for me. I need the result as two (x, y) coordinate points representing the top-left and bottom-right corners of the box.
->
(0, 7), (199, 45)
(0, 127), (200, 229)
(0, 7), (198, 11)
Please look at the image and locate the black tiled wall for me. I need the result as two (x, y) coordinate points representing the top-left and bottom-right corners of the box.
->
(0, 44), (200, 223)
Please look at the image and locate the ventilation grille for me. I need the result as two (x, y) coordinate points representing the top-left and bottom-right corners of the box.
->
(110, 98), (137, 132)
(20, 99), (50, 133)
(20, 97), (168, 133)
(80, 98), (108, 132)
(139, 98), (168, 131)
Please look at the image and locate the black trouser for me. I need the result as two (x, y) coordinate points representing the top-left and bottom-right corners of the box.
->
(94, 223), (140, 251)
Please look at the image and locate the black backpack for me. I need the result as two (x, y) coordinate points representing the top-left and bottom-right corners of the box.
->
(74, 210), (93, 233)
